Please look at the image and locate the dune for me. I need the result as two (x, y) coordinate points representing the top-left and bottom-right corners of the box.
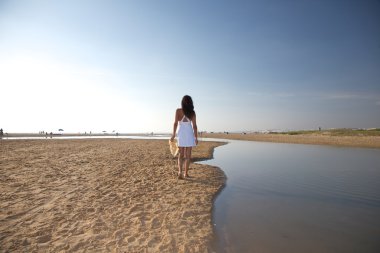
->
(202, 132), (380, 149)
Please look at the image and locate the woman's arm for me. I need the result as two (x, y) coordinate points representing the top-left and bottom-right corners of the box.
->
(171, 109), (179, 141)
(192, 112), (198, 145)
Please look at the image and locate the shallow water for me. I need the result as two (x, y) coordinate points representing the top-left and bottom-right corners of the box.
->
(200, 140), (380, 253)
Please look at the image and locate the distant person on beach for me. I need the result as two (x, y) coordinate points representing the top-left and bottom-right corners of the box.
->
(171, 95), (198, 179)
(0, 128), (3, 139)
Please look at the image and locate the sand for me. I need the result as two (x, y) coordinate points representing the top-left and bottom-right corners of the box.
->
(202, 133), (380, 149)
(0, 139), (225, 252)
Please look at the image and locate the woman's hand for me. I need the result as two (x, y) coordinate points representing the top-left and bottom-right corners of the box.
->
(170, 135), (175, 142)
(195, 138), (198, 145)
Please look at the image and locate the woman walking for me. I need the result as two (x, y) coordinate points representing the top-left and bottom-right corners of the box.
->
(171, 95), (198, 179)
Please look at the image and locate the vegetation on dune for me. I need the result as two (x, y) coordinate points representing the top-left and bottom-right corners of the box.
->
(273, 128), (380, 136)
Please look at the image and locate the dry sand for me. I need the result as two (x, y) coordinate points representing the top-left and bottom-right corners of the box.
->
(202, 133), (380, 149)
(0, 139), (225, 252)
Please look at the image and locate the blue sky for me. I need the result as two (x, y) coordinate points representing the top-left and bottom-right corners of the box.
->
(1, 0), (379, 133)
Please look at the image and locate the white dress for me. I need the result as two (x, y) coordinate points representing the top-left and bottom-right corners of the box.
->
(177, 115), (196, 147)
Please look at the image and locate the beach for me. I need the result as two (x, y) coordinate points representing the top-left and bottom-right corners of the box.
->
(202, 132), (380, 149)
(0, 139), (225, 252)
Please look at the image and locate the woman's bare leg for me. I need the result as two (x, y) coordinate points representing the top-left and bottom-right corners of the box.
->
(178, 147), (185, 179)
(184, 147), (192, 178)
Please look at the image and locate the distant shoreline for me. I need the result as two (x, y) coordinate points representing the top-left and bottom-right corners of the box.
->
(202, 132), (380, 149)
(2, 129), (380, 149)
(2, 133), (169, 138)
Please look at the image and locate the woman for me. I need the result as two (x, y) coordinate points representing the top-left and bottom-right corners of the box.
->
(171, 95), (198, 179)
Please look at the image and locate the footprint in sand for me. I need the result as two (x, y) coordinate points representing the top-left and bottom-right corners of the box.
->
(37, 234), (52, 243)
(150, 217), (161, 229)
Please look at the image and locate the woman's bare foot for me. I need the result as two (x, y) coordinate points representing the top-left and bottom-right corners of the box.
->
(178, 171), (183, 179)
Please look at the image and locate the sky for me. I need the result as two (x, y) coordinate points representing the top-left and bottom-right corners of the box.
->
(1, 0), (380, 133)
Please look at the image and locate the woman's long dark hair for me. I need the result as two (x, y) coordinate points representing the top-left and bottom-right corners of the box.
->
(181, 95), (195, 119)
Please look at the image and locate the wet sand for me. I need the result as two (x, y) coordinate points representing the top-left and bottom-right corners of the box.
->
(202, 133), (380, 149)
(0, 139), (225, 252)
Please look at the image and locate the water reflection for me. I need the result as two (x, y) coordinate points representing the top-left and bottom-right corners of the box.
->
(200, 140), (380, 253)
